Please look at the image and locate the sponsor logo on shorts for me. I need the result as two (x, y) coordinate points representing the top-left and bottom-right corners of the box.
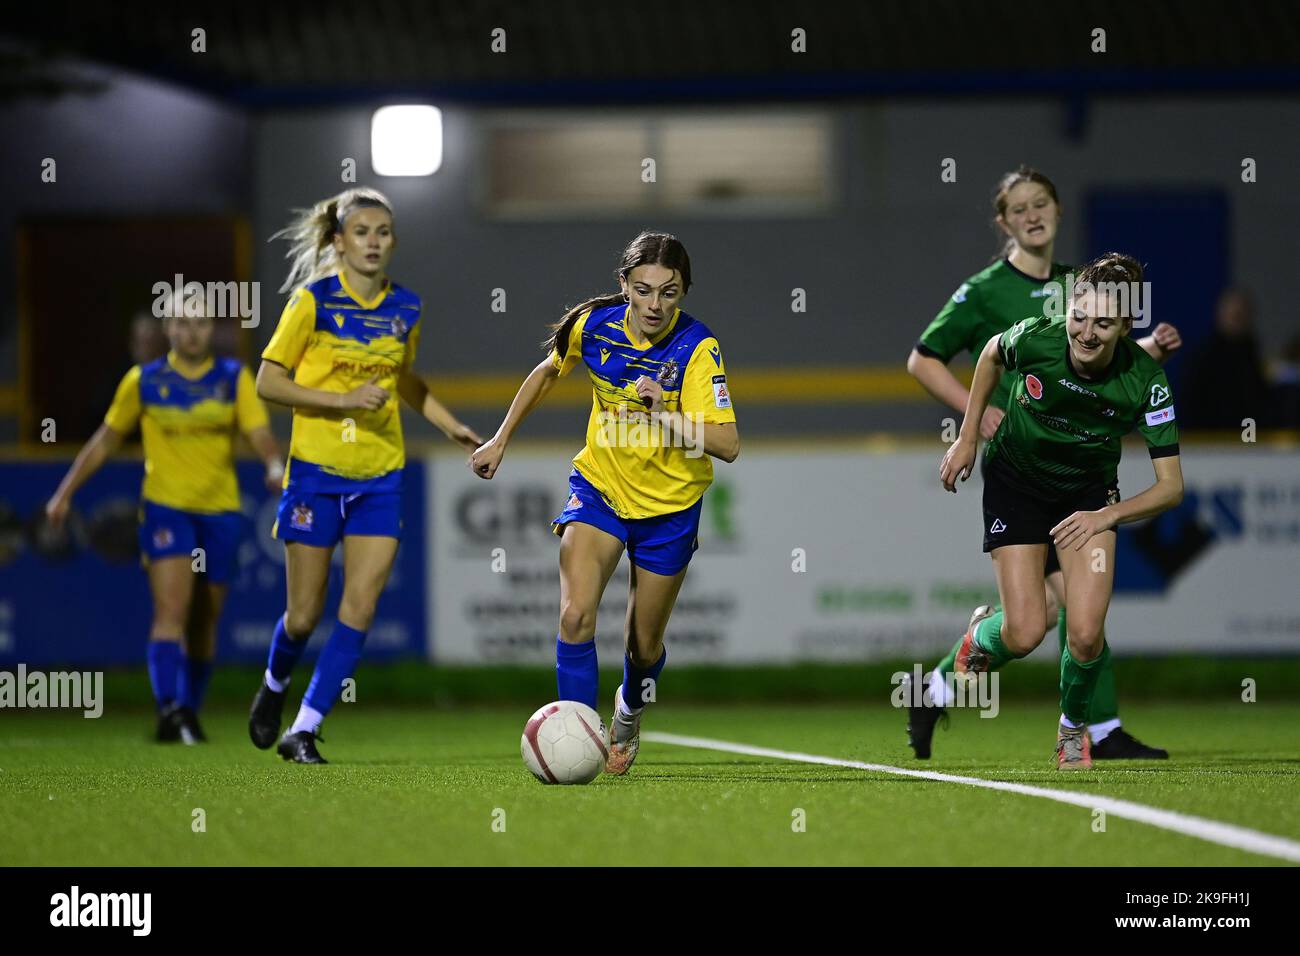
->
(1025, 374), (1043, 400)
(290, 504), (314, 531)
(712, 374), (731, 409)
(152, 527), (174, 549)
(989, 518), (1007, 534)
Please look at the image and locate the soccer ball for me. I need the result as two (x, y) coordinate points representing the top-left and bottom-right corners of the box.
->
(521, 701), (608, 784)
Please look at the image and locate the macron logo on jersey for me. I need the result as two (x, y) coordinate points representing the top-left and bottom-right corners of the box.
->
(709, 346), (722, 367)
(1146, 406), (1175, 426)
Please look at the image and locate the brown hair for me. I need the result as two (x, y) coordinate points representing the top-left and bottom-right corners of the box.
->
(1074, 251), (1145, 321)
(992, 165), (1061, 259)
(543, 231), (693, 357)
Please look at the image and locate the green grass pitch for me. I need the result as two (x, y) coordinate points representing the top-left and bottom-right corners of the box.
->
(2, 701), (1297, 866)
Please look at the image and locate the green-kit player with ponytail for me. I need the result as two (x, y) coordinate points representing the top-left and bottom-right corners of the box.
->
(906, 166), (1182, 760)
(937, 253), (1184, 769)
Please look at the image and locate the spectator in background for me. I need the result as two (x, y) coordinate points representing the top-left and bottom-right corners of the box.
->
(129, 310), (167, 365)
(1182, 288), (1271, 430)
(1268, 334), (1300, 429)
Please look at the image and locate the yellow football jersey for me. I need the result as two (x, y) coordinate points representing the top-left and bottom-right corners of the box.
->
(552, 304), (736, 519)
(104, 351), (269, 513)
(262, 272), (421, 493)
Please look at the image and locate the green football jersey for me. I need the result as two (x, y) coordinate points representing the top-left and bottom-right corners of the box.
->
(917, 258), (1073, 410)
(985, 315), (1179, 497)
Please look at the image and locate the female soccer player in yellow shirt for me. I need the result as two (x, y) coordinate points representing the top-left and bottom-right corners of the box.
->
(248, 187), (483, 764)
(472, 232), (739, 775)
(47, 301), (282, 744)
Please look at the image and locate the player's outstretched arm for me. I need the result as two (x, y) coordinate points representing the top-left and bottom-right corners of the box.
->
(940, 336), (1003, 492)
(908, 347), (1004, 440)
(470, 358), (560, 479)
(45, 423), (126, 530)
(256, 359), (387, 413)
(396, 370), (483, 452)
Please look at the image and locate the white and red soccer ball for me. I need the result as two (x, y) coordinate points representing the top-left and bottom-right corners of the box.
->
(520, 701), (608, 785)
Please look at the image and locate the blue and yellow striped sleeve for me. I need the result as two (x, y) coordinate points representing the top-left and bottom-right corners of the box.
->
(235, 365), (270, 434)
(549, 310), (590, 377)
(262, 288), (317, 371)
(680, 337), (735, 425)
(103, 366), (142, 434)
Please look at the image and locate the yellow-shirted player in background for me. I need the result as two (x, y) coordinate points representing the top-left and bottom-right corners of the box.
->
(47, 298), (283, 744)
(472, 232), (740, 776)
(247, 187), (483, 764)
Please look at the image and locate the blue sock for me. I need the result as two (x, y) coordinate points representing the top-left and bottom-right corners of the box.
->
(556, 636), (598, 711)
(147, 640), (182, 711)
(620, 647), (667, 712)
(267, 615), (309, 684)
(303, 622), (367, 718)
(179, 657), (213, 713)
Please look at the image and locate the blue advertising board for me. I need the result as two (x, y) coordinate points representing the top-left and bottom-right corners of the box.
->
(0, 459), (426, 667)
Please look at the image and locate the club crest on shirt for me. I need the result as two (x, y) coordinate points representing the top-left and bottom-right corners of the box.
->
(1025, 374), (1044, 400)
(212, 381), (228, 402)
(391, 317), (408, 338)
(656, 359), (680, 388)
(152, 527), (174, 549)
(290, 504), (314, 531)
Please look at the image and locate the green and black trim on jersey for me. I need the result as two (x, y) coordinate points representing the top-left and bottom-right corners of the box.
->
(984, 315), (1179, 498)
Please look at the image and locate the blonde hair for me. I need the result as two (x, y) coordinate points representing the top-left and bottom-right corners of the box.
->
(270, 187), (394, 293)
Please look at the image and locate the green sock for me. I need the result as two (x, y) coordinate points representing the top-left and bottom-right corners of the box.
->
(1060, 639), (1110, 726)
(1057, 608), (1120, 725)
(970, 609), (1018, 670)
(936, 604), (1006, 675)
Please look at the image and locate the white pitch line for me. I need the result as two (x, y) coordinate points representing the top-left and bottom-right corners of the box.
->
(644, 731), (1300, 864)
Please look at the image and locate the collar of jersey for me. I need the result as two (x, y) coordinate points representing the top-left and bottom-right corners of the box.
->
(1064, 340), (1120, 383)
(1002, 256), (1062, 285)
(166, 350), (214, 381)
(622, 305), (680, 350)
(337, 270), (391, 310)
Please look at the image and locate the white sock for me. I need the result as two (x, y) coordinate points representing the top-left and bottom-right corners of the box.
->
(264, 669), (289, 693)
(927, 669), (954, 708)
(1088, 717), (1121, 743)
(1060, 714), (1081, 730)
(289, 704), (324, 736)
(615, 685), (642, 719)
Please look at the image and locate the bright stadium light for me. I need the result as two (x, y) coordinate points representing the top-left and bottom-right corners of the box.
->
(371, 105), (443, 176)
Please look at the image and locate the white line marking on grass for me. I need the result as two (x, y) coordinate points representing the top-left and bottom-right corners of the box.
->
(644, 732), (1300, 864)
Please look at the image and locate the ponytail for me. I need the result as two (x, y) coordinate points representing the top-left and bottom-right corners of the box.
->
(270, 187), (393, 293)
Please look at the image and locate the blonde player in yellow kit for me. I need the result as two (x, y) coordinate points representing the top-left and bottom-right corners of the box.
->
(47, 300), (283, 744)
(472, 232), (740, 775)
(248, 187), (483, 764)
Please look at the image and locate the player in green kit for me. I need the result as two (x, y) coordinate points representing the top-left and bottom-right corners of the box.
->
(937, 252), (1184, 768)
(906, 167), (1181, 760)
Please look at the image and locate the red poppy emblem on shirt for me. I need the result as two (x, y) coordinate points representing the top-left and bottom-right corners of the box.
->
(1025, 374), (1044, 400)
